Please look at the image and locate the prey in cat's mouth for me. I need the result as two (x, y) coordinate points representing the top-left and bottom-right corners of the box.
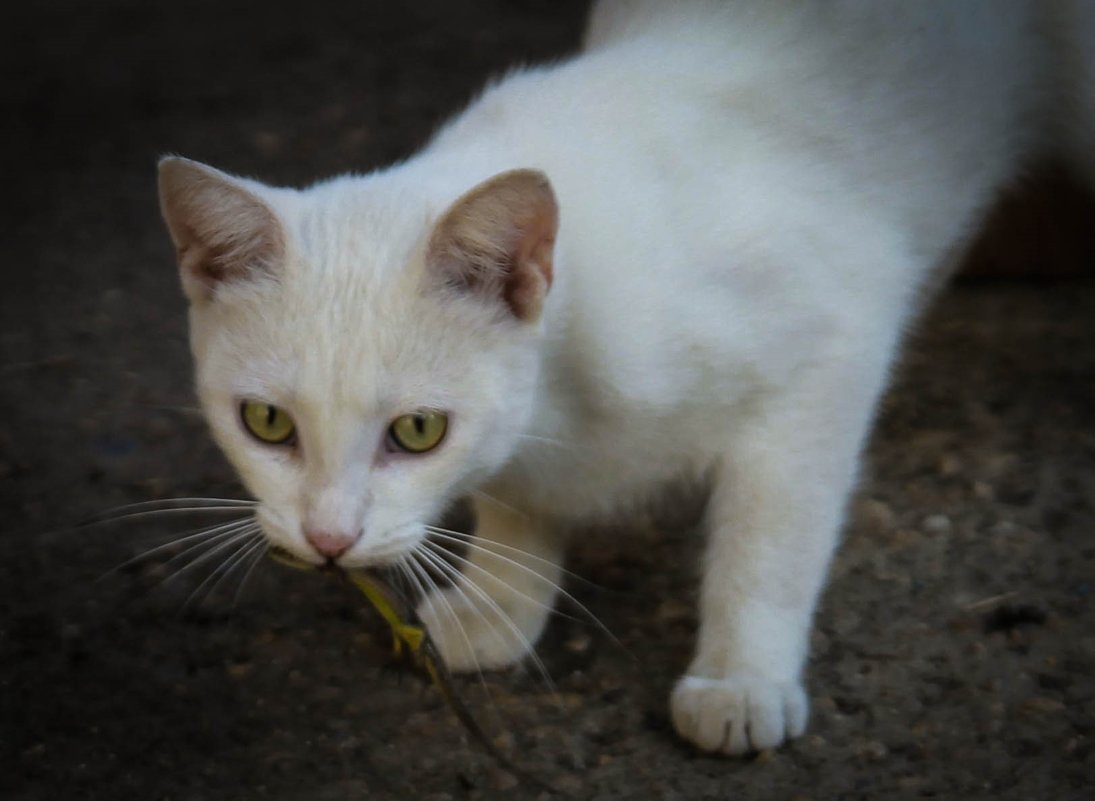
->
(266, 542), (327, 571)
(263, 542), (557, 790)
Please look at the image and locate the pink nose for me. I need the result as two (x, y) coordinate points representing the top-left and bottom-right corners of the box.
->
(304, 528), (360, 559)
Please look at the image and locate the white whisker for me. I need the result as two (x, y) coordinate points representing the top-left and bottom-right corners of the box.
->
(421, 538), (586, 627)
(180, 530), (263, 612)
(515, 433), (573, 449)
(425, 524), (603, 591)
(393, 557), (422, 605)
(414, 543), (558, 697)
(425, 528), (620, 647)
(151, 520), (258, 575)
(414, 546), (521, 663)
(81, 503), (257, 531)
(203, 532), (267, 602)
(89, 496), (254, 516)
(159, 524), (261, 589)
(389, 559), (418, 608)
(97, 516), (257, 582)
(230, 539), (269, 608)
(97, 497), (257, 514)
(470, 490), (527, 520)
(186, 530), (265, 609)
(406, 549), (494, 705)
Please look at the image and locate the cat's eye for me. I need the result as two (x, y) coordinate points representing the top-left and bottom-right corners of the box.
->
(240, 400), (296, 445)
(389, 411), (448, 454)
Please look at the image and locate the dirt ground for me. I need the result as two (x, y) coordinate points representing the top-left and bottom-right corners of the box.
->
(3, 3), (1094, 799)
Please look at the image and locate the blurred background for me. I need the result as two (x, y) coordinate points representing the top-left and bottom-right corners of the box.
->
(3, 2), (1093, 799)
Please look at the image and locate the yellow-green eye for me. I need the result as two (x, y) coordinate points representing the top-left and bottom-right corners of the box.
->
(389, 411), (448, 454)
(240, 400), (296, 445)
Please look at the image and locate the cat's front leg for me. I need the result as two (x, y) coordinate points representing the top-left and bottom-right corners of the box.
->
(672, 340), (892, 754)
(416, 497), (564, 672)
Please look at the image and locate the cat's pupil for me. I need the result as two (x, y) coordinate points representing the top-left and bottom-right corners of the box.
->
(414, 415), (425, 435)
(265, 405), (276, 426)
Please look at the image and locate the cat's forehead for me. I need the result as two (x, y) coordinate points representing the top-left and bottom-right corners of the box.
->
(208, 257), (492, 410)
(208, 281), (483, 415)
(256, 178), (439, 348)
(286, 176), (437, 279)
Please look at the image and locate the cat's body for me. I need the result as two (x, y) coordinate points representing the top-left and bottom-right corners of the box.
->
(158, 0), (1095, 755)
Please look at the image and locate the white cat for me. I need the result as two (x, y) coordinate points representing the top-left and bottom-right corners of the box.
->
(157, 1), (1094, 755)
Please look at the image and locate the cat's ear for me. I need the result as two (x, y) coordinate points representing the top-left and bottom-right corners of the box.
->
(427, 169), (558, 322)
(157, 157), (285, 303)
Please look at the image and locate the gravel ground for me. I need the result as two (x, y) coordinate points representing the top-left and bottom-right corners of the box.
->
(4, 3), (1093, 799)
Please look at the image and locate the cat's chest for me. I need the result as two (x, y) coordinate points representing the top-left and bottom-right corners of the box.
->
(486, 399), (726, 521)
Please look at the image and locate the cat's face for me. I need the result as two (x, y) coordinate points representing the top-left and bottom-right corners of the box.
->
(158, 159), (557, 567)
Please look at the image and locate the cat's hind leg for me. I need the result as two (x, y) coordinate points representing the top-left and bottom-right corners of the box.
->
(415, 498), (564, 672)
(672, 322), (896, 754)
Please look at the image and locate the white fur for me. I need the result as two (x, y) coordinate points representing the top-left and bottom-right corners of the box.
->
(162, 0), (1093, 755)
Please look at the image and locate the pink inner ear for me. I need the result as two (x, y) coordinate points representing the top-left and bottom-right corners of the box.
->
(427, 169), (559, 322)
(158, 158), (284, 302)
(504, 206), (556, 321)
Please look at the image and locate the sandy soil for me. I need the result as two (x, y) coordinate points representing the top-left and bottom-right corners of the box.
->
(4, 3), (1093, 799)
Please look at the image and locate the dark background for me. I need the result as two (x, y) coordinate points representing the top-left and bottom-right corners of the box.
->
(3, 2), (1093, 799)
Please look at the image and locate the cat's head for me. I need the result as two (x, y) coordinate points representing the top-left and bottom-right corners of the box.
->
(157, 157), (557, 567)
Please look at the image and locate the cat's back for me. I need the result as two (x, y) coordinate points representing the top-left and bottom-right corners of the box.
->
(583, 0), (1047, 152)
(435, 1), (1048, 191)
(410, 0), (1059, 418)
(585, 0), (1040, 64)
(580, 1), (1054, 292)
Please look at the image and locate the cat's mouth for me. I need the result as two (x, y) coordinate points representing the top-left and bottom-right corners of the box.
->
(267, 543), (390, 583)
(267, 544), (411, 607)
(267, 544), (324, 572)
(265, 529), (424, 571)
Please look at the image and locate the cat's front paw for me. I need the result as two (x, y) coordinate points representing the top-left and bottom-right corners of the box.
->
(670, 674), (808, 755)
(416, 585), (548, 672)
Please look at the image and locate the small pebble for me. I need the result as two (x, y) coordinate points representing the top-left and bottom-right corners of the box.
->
(859, 498), (895, 533)
(857, 739), (888, 761)
(564, 633), (592, 654)
(972, 481), (994, 501)
(922, 513), (952, 534)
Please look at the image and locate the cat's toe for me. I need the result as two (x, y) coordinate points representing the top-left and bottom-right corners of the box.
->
(670, 674), (808, 755)
(416, 587), (542, 672)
